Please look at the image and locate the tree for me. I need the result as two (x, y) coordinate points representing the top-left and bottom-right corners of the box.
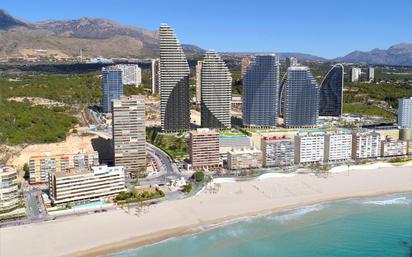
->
(23, 163), (30, 179)
(193, 171), (205, 182)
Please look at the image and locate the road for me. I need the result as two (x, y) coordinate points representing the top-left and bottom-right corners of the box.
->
(23, 189), (48, 220)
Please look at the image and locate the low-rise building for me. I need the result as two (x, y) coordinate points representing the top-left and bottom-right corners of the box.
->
(352, 131), (381, 159)
(49, 165), (125, 206)
(261, 136), (295, 167)
(29, 151), (99, 184)
(189, 129), (220, 168)
(0, 167), (19, 213)
(324, 131), (352, 162)
(380, 137), (407, 157)
(227, 148), (262, 170)
(294, 132), (325, 164)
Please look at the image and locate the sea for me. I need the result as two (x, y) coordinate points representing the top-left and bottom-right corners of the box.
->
(106, 194), (412, 257)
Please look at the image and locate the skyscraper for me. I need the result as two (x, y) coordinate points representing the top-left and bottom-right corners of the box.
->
(398, 97), (412, 128)
(367, 67), (375, 81)
(112, 95), (146, 174)
(102, 66), (123, 113)
(319, 64), (344, 116)
(201, 51), (232, 129)
(286, 56), (298, 68)
(284, 66), (319, 127)
(159, 24), (190, 132)
(349, 67), (361, 82)
(115, 64), (142, 86)
(151, 58), (160, 94)
(243, 54), (280, 127)
(195, 60), (203, 104)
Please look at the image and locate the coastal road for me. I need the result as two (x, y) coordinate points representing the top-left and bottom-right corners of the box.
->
(24, 190), (47, 220)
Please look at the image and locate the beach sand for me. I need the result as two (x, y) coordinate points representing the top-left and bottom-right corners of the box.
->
(1, 167), (411, 257)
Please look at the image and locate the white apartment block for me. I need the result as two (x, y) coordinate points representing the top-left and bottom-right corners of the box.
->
(349, 67), (362, 82)
(352, 131), (381, 159)
(324, 131), (352, 162)
(227, 148), (262, 170)
(115, 64), (142, 86)
(294, 132), (325, 164)
(151, 59), (160, 94)
(381, 137), (407, 157)
(398, 97), (412, 128)
(0, 167), (19, 213)
(49, 165), (125, 206)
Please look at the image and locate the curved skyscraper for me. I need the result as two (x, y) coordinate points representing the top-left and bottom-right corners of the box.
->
(243, 54), (280, 127)
(201, 51), (232, 129)
(159, 24), (190, 132)
(319, 64), (344, 116)
(284, 66), (319, 127)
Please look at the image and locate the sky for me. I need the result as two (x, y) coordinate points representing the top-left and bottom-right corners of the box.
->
(1, 0), (412, 59)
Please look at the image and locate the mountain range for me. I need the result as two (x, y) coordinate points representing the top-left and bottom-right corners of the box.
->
(1, 9), (411, 65)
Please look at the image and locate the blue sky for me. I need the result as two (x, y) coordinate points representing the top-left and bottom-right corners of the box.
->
(1, 0), (411, 58)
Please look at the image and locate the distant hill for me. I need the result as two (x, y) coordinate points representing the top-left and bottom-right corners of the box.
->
(223, 52), (326, 62)
(334, 44), (412, 66)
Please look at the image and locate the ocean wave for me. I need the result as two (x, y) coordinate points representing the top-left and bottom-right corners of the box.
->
(267, 204), (326, 223)
(363, 196), (411, 206)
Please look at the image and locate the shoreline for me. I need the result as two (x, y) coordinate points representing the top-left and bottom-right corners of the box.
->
(1, 167), (411, 257)
(68, 190), (412, 257)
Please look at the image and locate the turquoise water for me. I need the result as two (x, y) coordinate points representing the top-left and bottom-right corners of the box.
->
(106, 194), (412, 257)
(73, 200), (109, 209)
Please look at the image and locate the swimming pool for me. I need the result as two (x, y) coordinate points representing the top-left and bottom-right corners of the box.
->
(73, 200), (111, 209)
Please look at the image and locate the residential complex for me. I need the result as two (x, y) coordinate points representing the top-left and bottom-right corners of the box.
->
(112, 95), (146, 174)
(294, 132), (325, 164)
(398, 97), (412, 128)
(380, 137), (407, 157)
(29, 151), (99, 184)
(284, 66), (319, 127)
(367, 67), (374, 81)
(352, 131), (381, 159)
(261, 136), (295, 167)
(286, 56), (298, 68)
(201, 51), (232, 129)
(49, 165), (125, 206)
(115, 64), (142, 86)
(151, 58), (160, 94)
(243, 54), (280, 127)
(227, 148), (262, 170)
(0, 167), (18, 213)
(102, 66), (123, 113)
(324, 131), (352, 162)
(319, 64), (344, 116)
(189, 129), (220, 168)
(159, 24), (190, 132)
(349, 67), (362, 82)
(195, 60), (202, 104)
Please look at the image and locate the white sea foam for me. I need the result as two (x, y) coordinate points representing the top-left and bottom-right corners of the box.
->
(267, 204), (326, 223)
(364, 196), (411, 206)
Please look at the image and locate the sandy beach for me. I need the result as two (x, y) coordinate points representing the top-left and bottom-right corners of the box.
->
(1, 166), (412, 257)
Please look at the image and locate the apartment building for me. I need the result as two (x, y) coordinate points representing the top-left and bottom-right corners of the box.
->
(227, 148), (262, 170)
(324, 131), (352, 162)
(0, 167), (19, 213)
(49, 165), (125, 206)
(294, 132), (325, 164)
(352, 131), (381, 159)
(261, 136), (295, 167)
(380, 136), (407, 157)
(29, 151), (99, 184)
(189, 129), (220, 168)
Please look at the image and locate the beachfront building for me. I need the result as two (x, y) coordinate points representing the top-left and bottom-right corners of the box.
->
(151, 58), (160, 94)
(29, 151), (99, 184)
(112, 96), (146, 174)
(115, 64), (142, 86)
(195, 60), (202, 104)
(201, 51), (232, 129)
(49, 165), (125, 206)
(227, 148), (262, 170)
(294, 132), (325, 164)
(261, 136), (295, 167)
(380, 137), (407, 157)
(352, 131), (381, 159)
(319, 64), (344, 116)
(324, 131), (352, 162)
(284, 66), (319, 128)
(0, 167), (19, 213)
(240, 56), (252, 78)
(398, 97), (412, 128)
(102, 66), (123, 113)
(159, 24), (190, 132)
(243, 54), (280, 127)
(189, 129), (220, 168)
(349, 67), (361, 82)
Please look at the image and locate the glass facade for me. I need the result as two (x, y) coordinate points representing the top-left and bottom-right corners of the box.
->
(243, 55), (280, 127)
(319, 64), (344, 116)
(102, 67), (123, 113)
(284, 66), (319, 127)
